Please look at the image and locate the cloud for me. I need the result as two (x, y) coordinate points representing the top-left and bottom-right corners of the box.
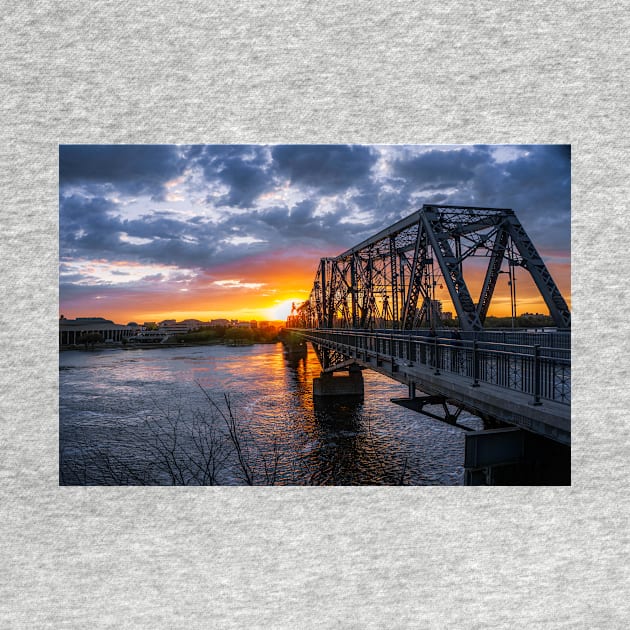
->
(60, 195), (124, 257)
(59, 144), (189, 200)
(469, 145), (571, 250)
(141, 273), (165, 282)
(59, 146), (571, 265)
(385, 145), (570, 252)
(222, 235), (267, 246)
(390, 147), (490, 190)
(212, 279), (266, 290)
(193, 145), (273, 208)
(214, 157), (272, 208)
(271, 144), (377, 194)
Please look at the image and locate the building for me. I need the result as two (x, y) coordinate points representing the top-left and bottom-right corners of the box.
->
(429, 300), (443, 320)
(181, 319), (204, 329)
(158, 321), (194, 335)
(210, 319), (230, 327)
(59, 317), (137, 346)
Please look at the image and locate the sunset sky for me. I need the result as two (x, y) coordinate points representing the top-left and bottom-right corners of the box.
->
(59, 144), (570, 324)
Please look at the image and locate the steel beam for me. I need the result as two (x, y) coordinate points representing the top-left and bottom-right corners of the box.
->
(297, 204), (570, 334)
(504, 214), (571, 329)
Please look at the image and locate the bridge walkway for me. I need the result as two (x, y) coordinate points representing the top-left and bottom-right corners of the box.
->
(290, 328), (570, 445)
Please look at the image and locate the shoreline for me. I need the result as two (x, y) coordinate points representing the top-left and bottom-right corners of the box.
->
(60, 339), (281, 351)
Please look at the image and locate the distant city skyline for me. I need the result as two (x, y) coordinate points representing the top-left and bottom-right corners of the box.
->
(59, 144), (571, 323)
(59, 314), (288, 325)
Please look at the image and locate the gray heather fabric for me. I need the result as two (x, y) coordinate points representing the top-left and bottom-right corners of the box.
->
(1, 1), (628, 627)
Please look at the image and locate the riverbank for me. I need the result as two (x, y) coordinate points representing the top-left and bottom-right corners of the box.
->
(60, 338), (281, 351)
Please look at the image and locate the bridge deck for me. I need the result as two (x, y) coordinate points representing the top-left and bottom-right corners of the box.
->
(290, 329), (570, 445)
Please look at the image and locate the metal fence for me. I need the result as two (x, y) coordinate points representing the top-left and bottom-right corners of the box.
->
(294, 329), (571, 405)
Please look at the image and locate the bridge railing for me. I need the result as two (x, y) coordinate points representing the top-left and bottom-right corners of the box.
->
(334, 327), (571, 350)
(290, 329), (571, 405)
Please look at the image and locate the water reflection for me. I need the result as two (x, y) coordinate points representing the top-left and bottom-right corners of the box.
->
(306, 399), (406, 485)
(283, 345), (421, 485)
(60, 343), (467, 485)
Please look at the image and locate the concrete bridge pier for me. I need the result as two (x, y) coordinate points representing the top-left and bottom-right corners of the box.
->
(464, 428), (570, 485)
(280, 330), (306, 349)
(313, 367), (364, 401)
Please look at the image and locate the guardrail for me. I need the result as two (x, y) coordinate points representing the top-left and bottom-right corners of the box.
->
(290, 329), (571, 405)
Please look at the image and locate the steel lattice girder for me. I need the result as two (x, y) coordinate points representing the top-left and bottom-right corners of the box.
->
(297, 205), (570, 332)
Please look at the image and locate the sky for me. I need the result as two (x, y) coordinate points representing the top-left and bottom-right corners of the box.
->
(59, 144), (571, 324)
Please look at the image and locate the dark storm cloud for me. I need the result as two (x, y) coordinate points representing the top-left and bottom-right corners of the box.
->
(60, 194), (117, 225)
(391, 147), (490, 190)
(469, 146), (571, 250)
(60, 141), (382, 268)
(347, 186), (414, 226)
(193, 145), (273, 208)
(60, 193), (203, 266)
(60, 192), (247, 269)
(387, 145), (570, 251)
(59, 144), (571, 286)
(60, 195), (124, 254)
(124, 214), (190, 240)
(59, 145), (188, 200)
(271, 145), (377, 194)
(131, 238), (217, 269)
(213, 157), (272, 208)
(218, 198), (384, 254)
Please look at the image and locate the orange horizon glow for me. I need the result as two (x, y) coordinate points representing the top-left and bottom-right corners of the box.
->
(60, 254), (570, 325)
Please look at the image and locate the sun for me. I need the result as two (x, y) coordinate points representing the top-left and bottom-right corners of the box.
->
(266, 298), (304, 321)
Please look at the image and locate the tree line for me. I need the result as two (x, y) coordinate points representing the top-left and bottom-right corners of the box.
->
(174, 325), (280, 345)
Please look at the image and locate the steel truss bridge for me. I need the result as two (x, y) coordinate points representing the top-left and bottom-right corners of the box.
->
(285, 205), (571, 479)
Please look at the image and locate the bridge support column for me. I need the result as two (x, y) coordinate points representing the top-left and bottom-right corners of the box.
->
(280, 330), (307, 354)
(313, 370), (364, 400)
(464, 428), (570, 485)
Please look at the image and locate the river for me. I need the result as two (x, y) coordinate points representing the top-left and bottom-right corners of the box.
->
(59, 342), (484, 485)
